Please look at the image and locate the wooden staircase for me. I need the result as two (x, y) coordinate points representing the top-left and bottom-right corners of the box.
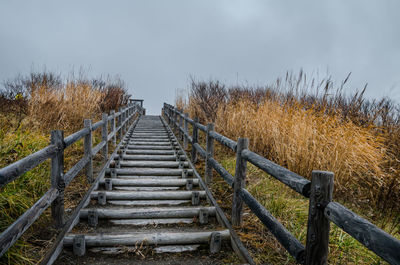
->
(55, 115), (238, 264)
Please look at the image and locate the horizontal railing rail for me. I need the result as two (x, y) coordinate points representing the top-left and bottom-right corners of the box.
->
(163, 102), (400, 265)
(0, 100), (145, 258)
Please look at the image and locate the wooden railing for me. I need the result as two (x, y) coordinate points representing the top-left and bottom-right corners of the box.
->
(0, 101), (145, 258)
(163, 102), (400, 265)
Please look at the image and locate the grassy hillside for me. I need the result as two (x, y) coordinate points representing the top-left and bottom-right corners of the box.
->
(176, 72), (400, 264)
(0, 71), (129, 264)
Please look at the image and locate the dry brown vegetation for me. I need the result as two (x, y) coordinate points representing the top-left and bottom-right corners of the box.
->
(0, 70), (130, 264)
(177, 72), (400, 216)
(1, 71), (130, 132)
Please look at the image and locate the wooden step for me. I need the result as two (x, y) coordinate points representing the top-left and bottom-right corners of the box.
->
(91, 190), (205, 200)
(64, 230), (230, 247)
(126, 145), (173, 150)
(113, 186), (180, 191)
(101, 178), (198, 186)
(110, 218), (194, 226)
(80, 206), (215, 219)
(119, 161), (188, 168)
(107, 200), (190, 206)
(125, 150), (175, 155)
(121, 155), (178, 161)
(114, 168), (192, 176)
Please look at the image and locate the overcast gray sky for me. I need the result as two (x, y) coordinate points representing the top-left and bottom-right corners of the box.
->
(1, 1), (399, 114)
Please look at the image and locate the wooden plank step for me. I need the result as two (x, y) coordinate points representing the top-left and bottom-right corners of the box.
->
(101, 178), (199, 186)
(125, 150), (175, 155)
(115, 168), (193, 176)
(91, 190), (205, 200)
(129, 142), (171, 146)
(130, 136), (170, 139)
(80, 206), (215, 218)
(113, 186), (180, 191)
(110, 218), (194, 226)
(115, 176), (185, 179)
(107, 200), (190, 206)
(126, 145), (173, 150)
(89, 244), (201, 254)
(127, 139), (172, 143)
(115, 168), (192, 176)
(119, 161), (188, 168)
(121, 155), (178, 161)
(64, 230), (230, 247)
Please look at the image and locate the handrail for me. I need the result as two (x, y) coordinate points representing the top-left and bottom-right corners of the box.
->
(0, 145), (57, 188)
(0, 99), (145, 259)
(163, 102), (400, 265)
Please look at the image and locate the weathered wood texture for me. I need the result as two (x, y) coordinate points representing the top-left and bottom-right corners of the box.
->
(84, 119), (93, 183)
(240, 188), (306, 264)
(0, 188), (58, 257)
(161, 115), (256, 265)
(80, 207), (216, 219)
(64, 230), (230, 247)
(50, 130), (65, 228)
(191, 117), (199, 163)
(205, 123), (215, 184)
(232, 138), (249, 226)
(101, 113), (108, 161)
(40, 106), (141, 264)
(325, 202), (400, 265)
(0, 102), (142, 261)
(305, 171), (334, 265)
(241, 149), (311, 197)
(184, 113), (189, 149)
(0, 145), (56, 188)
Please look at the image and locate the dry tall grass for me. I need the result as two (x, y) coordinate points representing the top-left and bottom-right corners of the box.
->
(1, 71), (129, 132)
(216, 99), (388, 207)
(178, 72), (400, 214)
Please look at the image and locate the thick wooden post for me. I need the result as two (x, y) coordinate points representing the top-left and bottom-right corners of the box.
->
(205, 123), (215, 185)
(191, 117), (199, 163)
(101, 113), (108, 162)
(184, 113), (189, 149)
(179, 110), (183, 140)
(110, 110), (116, 146)
(122, 108), (126, 134)
(232, 137), (249, 226)
(305, 171), (334, 265)
(118, 107), (122, 141)
(84, 119), (93, 183)
(51, 130), (65, 228)
(173, 108), (177, 130)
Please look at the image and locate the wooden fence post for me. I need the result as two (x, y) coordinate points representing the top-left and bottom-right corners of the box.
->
(173, 108), (177, 131)
(191, 117), (199, 163)
(232, 137), (249, 226)
(184, 113), (189, 149)
(50, 130), (65, 228)
(305, 171), (334, 265)
(122, 108), (126, 134)
(110, 110), (116, 146)
(102, 113), (108, 162)
(179, 110), (183, 140)
(118, 107), (122, 141)
(84, 119), (93, 183)
(205, 123), (215, 185)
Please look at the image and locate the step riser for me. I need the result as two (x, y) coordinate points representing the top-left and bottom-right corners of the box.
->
(91, 191), (205, 200)
(114, 168), (192, 176)
(119, 161), (189, 168)
(64, 230), (230, 247)
(121, 155), (178, 161)
(107, 200), (190, 206)
(80, 207), (216, 219)
(101, 179), (199, 186)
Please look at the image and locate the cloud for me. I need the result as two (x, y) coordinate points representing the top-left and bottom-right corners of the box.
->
(1, 0), (399, 113)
